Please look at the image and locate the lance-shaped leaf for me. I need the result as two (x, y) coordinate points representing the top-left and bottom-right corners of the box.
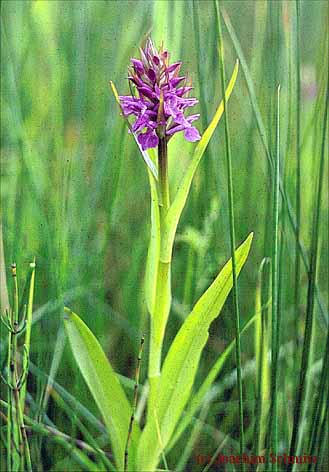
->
(64, 308), (140, 471)
(168, 314), (255, 450)
(160, 60), (239, 263)
(137, 232), (253, 471)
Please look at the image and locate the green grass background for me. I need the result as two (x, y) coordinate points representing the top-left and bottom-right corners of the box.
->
(1, 1), (328, 470)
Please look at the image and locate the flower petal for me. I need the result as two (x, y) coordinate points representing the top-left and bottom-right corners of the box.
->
(137, 130), (159, 150)
(131, 58), (144, 75)
(184, 126), (201, 142)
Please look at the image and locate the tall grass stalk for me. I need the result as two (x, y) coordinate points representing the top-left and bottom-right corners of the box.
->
(2, 264), (33, 472)
(314, 387), (329, 472)
(288, 57), (328, 472)
(124, 335), (145, 472)
(294, 0), (301, 355)
(254, 258), (271, 462)
(216, 2), (245, 465)
(221, 6), (328, 327)
(268, 84), (281, 470)
(20, 261), (35, 410)
(307, 330), (329, 471)
(6, 306), (12, 472)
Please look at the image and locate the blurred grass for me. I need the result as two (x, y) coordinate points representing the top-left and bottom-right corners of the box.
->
(1, 0), (328, 470)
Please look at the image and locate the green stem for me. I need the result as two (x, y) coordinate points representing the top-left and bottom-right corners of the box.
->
(7, 324), (12, 472)
(20, 261), (35, 410)
(216, 2), (245, 466)
(148, 138), (171, 407)
(0, 399), (115, 471)
(269, 85), (281, 471)
(158, 137), (170, 212)
(288, 56), (329, 472)
(12, 265), (19, 375)
(13, 388), (32, 472)
(314, 387), (329, 472)
(11, 264), (22, 471)
(294, 0), (301, 358)
(307, 331), (329, 471)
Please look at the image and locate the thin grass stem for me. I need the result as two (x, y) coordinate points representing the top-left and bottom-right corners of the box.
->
(20, 260), (35, 410)
(268, 84), (281, 471)
(314, 387), (329, 472)
(307, 331), (329, 471)
(288, 56), (328, 471)
(6, 316), (12, 472)
(254, 258), (271, 463)
(124, 335), (145, 472)
(221, 6), (328, 327)
(294, 0), (302, 360)
(216, 2), (245, 466)
(0, 398), (115, 471)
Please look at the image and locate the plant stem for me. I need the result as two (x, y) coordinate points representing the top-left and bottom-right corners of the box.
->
(269, 85), (281, 471)
(13, 387), (32, 472)
(158, 137), (170, 212)
(294, 0), (301, 357)
(124, 335), (145, 472)
(148, 137), (171, 408)
(216, 2), (245, 466)
(20, 261), (35, 410)
(307, 331), (329, 470)
(7, 319), (12, 472)
(0, 399), (115, 471)
(288, 59), (328, 471)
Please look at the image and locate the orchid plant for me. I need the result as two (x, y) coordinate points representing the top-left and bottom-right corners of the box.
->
(64, 38), (253, 471)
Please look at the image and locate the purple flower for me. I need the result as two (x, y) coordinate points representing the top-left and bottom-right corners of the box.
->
(119, 38), (201, 150)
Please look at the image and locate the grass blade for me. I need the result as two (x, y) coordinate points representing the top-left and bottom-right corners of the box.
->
(254, 258), (271, 459)
(221, 5), (328, 327)
(268, 84), (281, 470)
(287, 57), (329, 472)
(293, 0), (302, 353)
(216, 1), (245, 465)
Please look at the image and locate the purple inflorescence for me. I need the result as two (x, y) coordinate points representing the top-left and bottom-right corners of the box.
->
(119, 38), (201, 150)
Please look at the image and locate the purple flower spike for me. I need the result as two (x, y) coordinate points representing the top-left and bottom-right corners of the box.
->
(119, 37), (201, 150)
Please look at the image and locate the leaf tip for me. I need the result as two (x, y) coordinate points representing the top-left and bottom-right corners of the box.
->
(246, 231), (254, 246)
(63, 306), (73, 320)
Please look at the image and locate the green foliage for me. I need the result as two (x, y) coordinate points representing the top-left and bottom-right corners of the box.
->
(170, 313), (256, 451)
(1, 1), (328, 471)
(138, 233), (253, 471)
(64, 308), (140, 471)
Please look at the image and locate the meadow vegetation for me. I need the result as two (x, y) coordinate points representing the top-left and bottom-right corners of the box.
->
(1, 1), (328, 471)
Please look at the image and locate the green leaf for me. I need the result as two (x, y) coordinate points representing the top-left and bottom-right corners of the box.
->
(168, 314), (256, 451)
(64, 308), (140, 471)
(144, 149), (161, 317)
(160, 60), (239, 263)
(137, 232), (253, 471)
